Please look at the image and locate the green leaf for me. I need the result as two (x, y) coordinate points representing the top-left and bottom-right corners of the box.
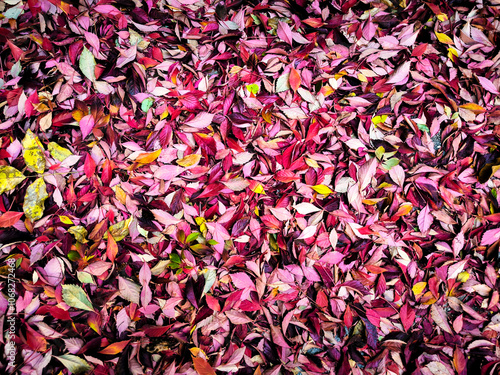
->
(77, 271), (95, 285)
(22, 129), (46, 173)
(48, 142), (73, 162)
(141, 97), (154, 112)
(23, 178), (49, 222)
(186, 232), (200, 243)
(68, 226), (88, 243)
(103, 218), (132, 241)
(375, 146), (385, 160)
(79, 47), (96, 82)
(382, 157), (400, 170)
(0, 166), (26, 195)
(246, 84), (259, 95)
(417, 123), (430, 132)
(62, 284), (94, 312)
(55, 354), (92, 374)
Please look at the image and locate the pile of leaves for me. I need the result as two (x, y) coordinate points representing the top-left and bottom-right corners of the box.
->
(1, 0), (500, 374)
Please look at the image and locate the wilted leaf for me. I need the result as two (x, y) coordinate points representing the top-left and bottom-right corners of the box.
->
(55, 355), (92, 374)
(0, 166), (26, 195)
(22, 129), (45, 173)
(48, 142), (73, 161)
(23, 178), (49, 222)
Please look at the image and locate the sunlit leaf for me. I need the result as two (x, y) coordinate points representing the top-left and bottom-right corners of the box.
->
(0, 166), (26, 195)
(62, 284), (94, 312)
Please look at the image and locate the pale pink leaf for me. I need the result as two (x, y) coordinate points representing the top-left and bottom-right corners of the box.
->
(417, 205), (433, 233)
(80, 115), (95, 139)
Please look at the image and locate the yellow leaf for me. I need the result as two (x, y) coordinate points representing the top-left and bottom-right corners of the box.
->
(135, 149), (162, 164)
(412, 282), (427, 295)
(372, 115), (388, 125)
(0, 166), (26, 195)
(177, 154), (202, 167)
(23, 178), (49, 222)
(363, 198), (386, 205)
(357, 73), (368, 82)
(457, 271), (469, 283)
(59, 215), (74, 225)
(104, 217), (132, 242)
(114, 185), (127, 205)
(230, 66), (243, 75)
(436, 13), (448, 22)
(305, 158), (320, 169)
(251, 182), (266, 195)
(48, 142), (73, 162)
(68, 226), (89, 243)
(312, 184), (334, 196)
(395, 202), (413, 216)
(435, 32), (454, 45)
(160, 109), (169, 120)
(22, 129), (46, 173)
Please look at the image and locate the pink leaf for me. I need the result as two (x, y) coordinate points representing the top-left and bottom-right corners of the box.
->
(277, 21), (293, 46)
(417, 205), (433, 233)
(386, 61), (411, 84)
(80, 115), (95, 139)
(478, 76), (499, 94)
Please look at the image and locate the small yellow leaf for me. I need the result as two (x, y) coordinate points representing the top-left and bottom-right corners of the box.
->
(436, 13), (448, 22)
(177, 154), (202, 167)
(59, 215), (74, 225)
(48, 142), (73, 162)
(135, 149), (162, 164)
(68, 226), (89, 243)
(305, 158), (320, 169)
(372, 115), (388, 125)
(23, 178), (49, 222)
(357, 73), (368, 82)
(312, 184), (334, 196)
(0, 166), (26, 195)
(230, 66), (243, 75)
(457, 271), (470, 283)
(435, 32), (454, 45)
(412, 282), (427, 295)
(251, 182), (266, 195)
(22, 129), (46, 173)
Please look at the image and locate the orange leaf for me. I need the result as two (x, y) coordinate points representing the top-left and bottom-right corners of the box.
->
(459, 103), (486, 114)
(135, 149), (162, 164)
(106, 231), (118, 263)
(289, 68), (301, 92)
(193, 357), (216, 375)
(99, 340), (131, 355)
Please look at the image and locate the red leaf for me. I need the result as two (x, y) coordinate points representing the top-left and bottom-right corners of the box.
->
(289, 68), (301, 92)
(400, 303), (415, 332)
(84, 153), (96, 178)
(0, 211), (24, 228)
